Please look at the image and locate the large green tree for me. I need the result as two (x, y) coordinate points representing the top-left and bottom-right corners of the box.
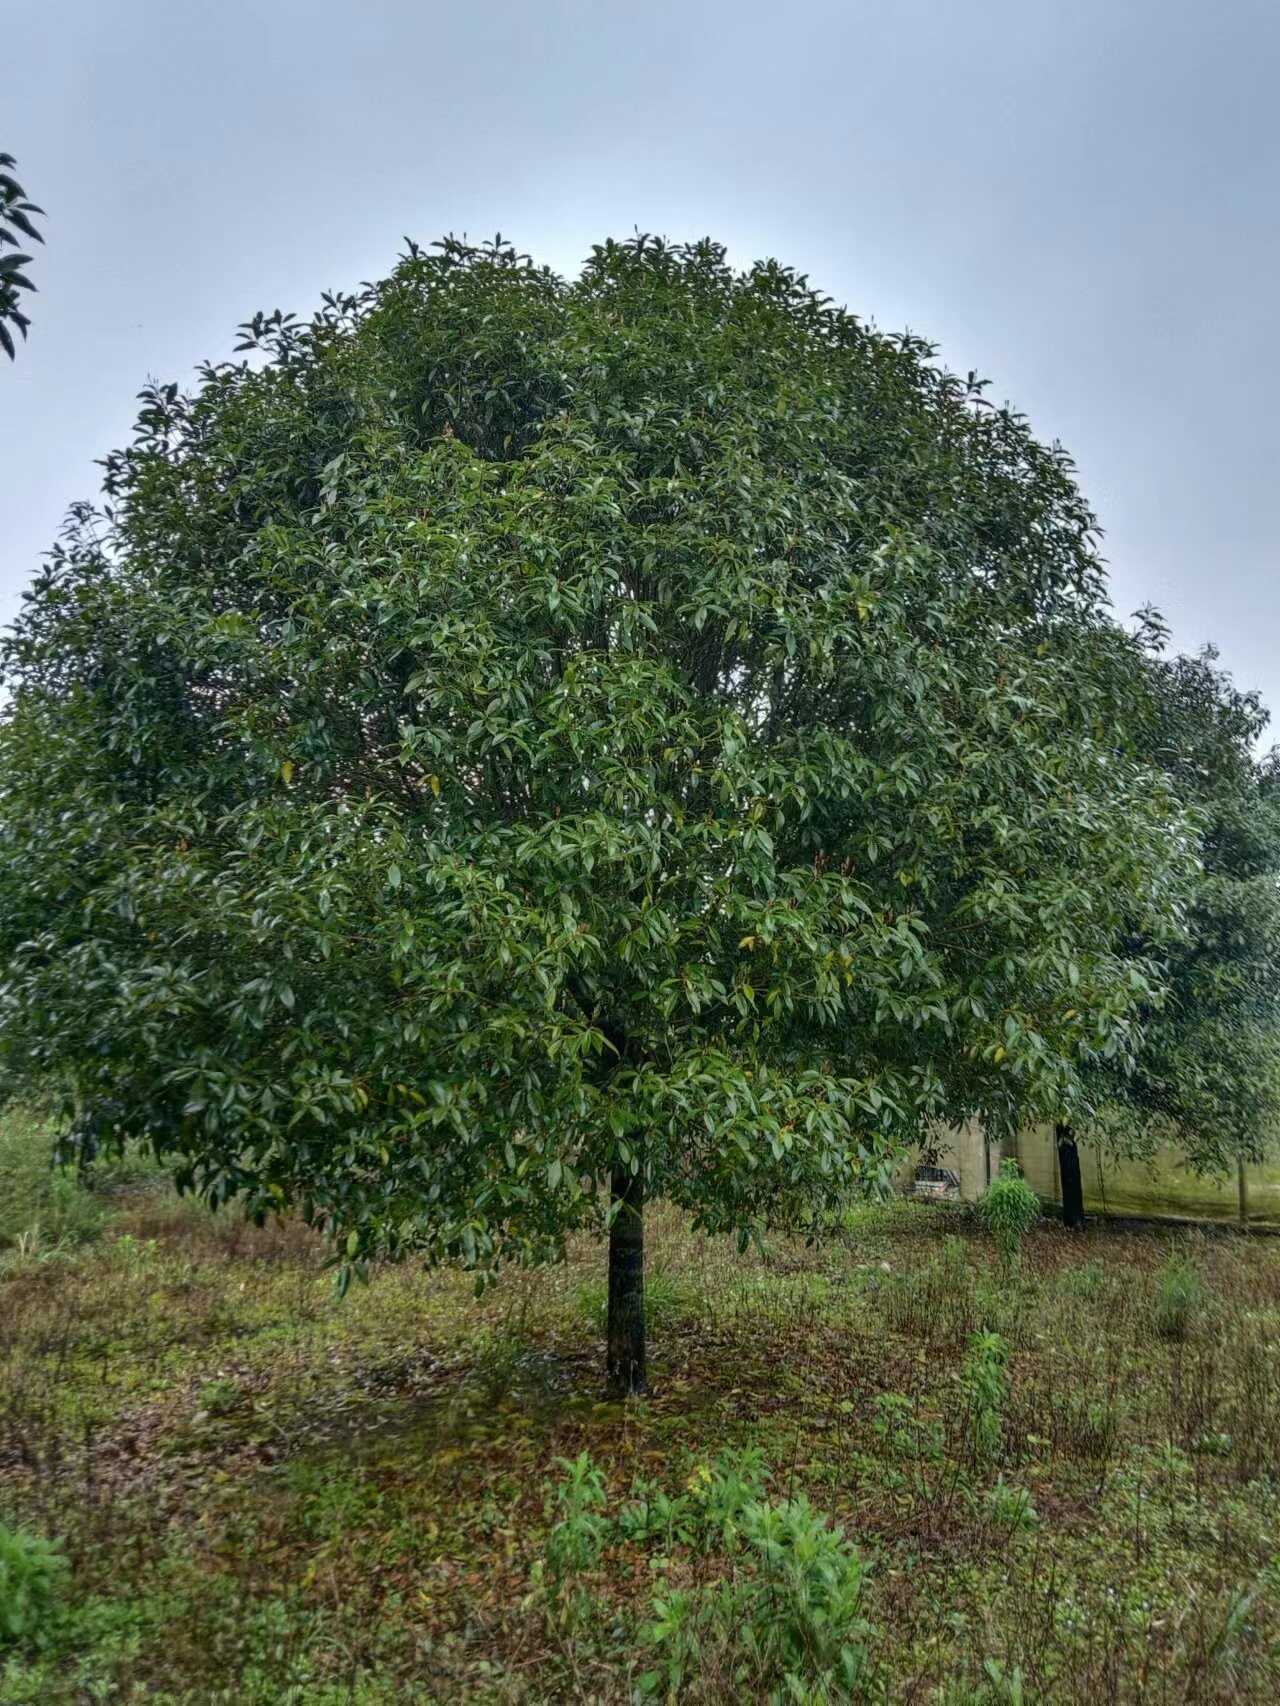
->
(0, 236), (1195, 1393)
(1055, 635), (1280, 1225)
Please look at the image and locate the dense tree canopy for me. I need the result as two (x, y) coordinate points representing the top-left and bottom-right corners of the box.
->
(1071, 637), (1280, 1181)
(0, 236), (1197, 1389)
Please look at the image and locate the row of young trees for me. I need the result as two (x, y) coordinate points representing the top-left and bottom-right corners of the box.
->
(1056, 638), (1280, 1226)
(1, 235), (1276, 1392)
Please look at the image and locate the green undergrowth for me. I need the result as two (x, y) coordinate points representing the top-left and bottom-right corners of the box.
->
(3, 1112), (1280, 1700)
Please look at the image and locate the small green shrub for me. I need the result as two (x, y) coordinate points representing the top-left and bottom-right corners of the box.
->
(685, 1446), (771, 1547)
(284, 1463), (384, 1543)
(614, 1450), (772, 1551)
(107, 1233), (161, 1272)
(981, 1659), (1028, 1704)
(195, 1378), (243, 1418)
(940, 1660), (1028, 1705)
(543, 1452), (610, 1579)
(43, 1168), (106, 1245)
(977, 1160), (1040, 1277)
(871, 1392), (944, 1465)
(533, 1453), (875, 1698)
(1154, 1254), (1204, 1340)
(532, 1451), (612, 1637)
(643, 1493), (875, 1700)
(982, 1477), (1039, 1534)
(960, 1331), (1010, 1464)
(0, 1523), (67, 1651)
(617, 1484), (698, 1549)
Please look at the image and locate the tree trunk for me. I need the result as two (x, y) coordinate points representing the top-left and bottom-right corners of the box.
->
(1057, 1123), (1086, 1230)
(606, 1163), (647, 1398)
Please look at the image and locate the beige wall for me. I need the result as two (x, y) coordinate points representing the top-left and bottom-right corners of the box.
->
(1012, 1123), (1058, 1200)
(908, 1123), (1280, 1229)
(1015, 1127), (1280, 1227)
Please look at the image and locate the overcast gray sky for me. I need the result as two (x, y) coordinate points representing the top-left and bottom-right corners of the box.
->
(4, 0), (1278, 733)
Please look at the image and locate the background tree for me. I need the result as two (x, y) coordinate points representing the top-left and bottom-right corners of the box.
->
(0, 153), (44, 360)
(1055, 636), (1280, 1226)
(0, 236), (1196, 1395)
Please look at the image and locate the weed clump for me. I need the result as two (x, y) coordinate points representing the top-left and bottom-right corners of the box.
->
(1154, 1254), (1205, 1340)
(882, 1236), (977, 1344)
(982, 1476), (1039, 1535)
(0, 1522), (67, 1652)
(960, 1331), (1011, 1464)
(543, 1451), (609, 1578)
(1054, 1390), (1125, 1462)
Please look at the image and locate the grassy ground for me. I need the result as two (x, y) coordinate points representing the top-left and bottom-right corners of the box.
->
(3, 1109), (1280, 1702)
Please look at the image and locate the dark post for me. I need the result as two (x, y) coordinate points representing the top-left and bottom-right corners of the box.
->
(606, 1162), (647, 1398)
(1056, 1122), (1086, 1230)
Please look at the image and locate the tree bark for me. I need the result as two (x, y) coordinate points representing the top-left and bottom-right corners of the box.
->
(606, 1163), (647, 1398)
(1057, 1122), (1086, 1230)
